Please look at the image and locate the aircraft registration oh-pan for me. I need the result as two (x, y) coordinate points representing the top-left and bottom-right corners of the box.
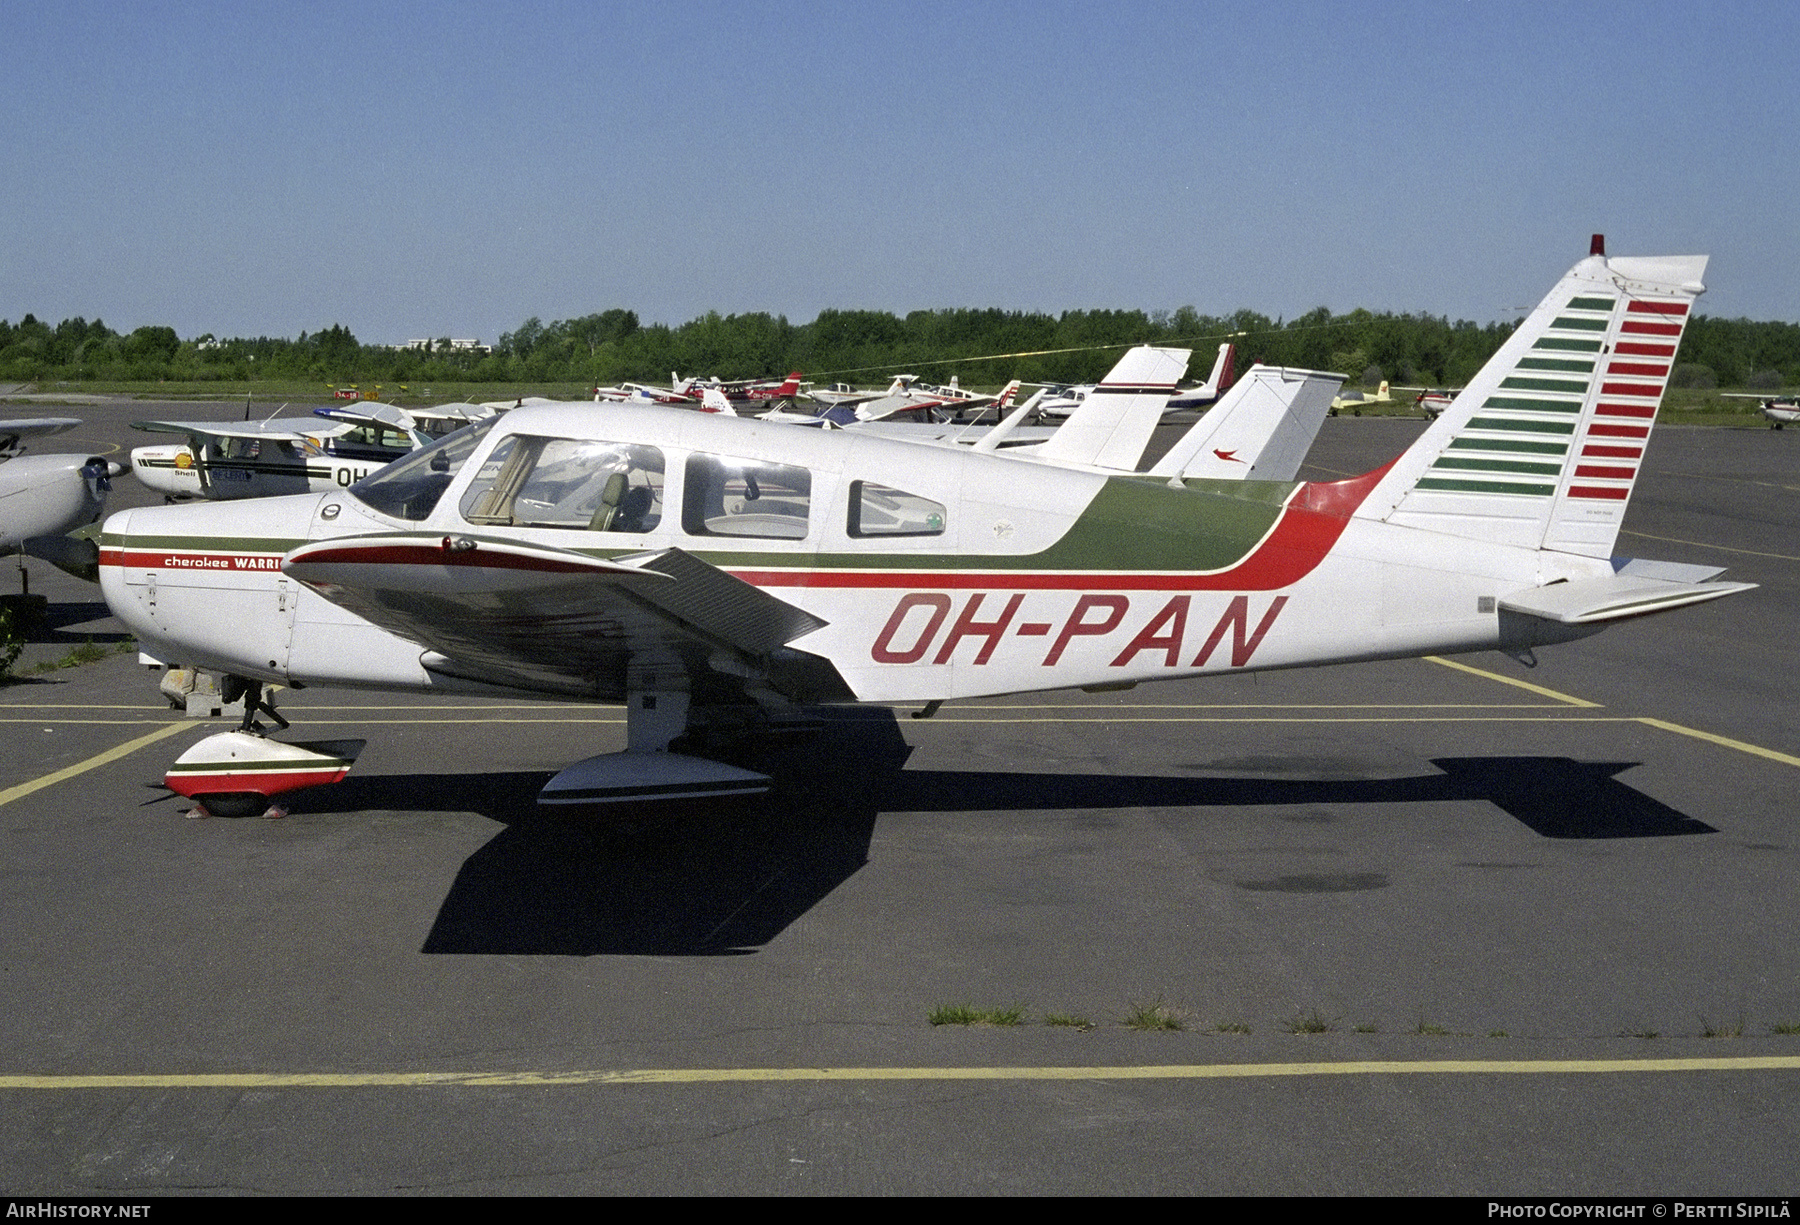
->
(97, 239), (1755, 809)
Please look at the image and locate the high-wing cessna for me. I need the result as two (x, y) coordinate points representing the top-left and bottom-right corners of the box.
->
(1037, 343), (1236, 418)
(98, 241), (1754, 814)
(1720, 394), (1800, 429)
(1, 419), (122, 584)
(128, 402), (474, 500)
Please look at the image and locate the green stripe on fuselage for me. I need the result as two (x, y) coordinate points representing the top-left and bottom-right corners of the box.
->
(683, 477), (1295, 573)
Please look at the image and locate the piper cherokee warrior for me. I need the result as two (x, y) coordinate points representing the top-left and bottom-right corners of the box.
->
(98, 239), (1753, 812)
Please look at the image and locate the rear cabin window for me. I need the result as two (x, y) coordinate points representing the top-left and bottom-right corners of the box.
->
(847, 481), (946, 538)
(460, 436), (664, 532)
(682, 454), (811, 539)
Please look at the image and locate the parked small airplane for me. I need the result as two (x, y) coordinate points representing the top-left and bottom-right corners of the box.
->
(1329, 381), (1394, 416)
(1720, 394), (1800, 429)
(1037, 343), (1236, 418)
(1413, 388), (1457, 418)
(129, 402), (467, 500)
(1, 419), (122, 584)
(1164, 342), (1238, 410)
(98, 240), (1752, 815)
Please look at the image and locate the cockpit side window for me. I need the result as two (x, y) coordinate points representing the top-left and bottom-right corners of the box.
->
(681, 454), (812, 539)
(847, 480), (946, 537)
(459, 436), (664, 532)
(348, 418), (496, 522)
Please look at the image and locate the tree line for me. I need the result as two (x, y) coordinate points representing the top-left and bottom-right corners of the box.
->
(4, 304), (1797, 390)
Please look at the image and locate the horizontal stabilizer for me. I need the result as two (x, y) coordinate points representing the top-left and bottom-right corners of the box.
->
(1499, 575), (1755, 625)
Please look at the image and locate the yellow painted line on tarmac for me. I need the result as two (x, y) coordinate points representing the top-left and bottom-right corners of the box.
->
(1635, 718), (1800, 768)
(1423, 655), (1800, 767)
(0, 723), (191, 809)
(1619, 528), (1800, 564)
(1424, 656), (1601, 707)
(4, 1056), (1798, 1090)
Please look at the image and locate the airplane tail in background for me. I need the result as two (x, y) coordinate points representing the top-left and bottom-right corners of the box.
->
(1210, 342), (1237, 396)
(1147, 365), (1342, 482)
(1354, 241), (1705, 562)
(699, 388), (737, 415)
(772, 372), (803, 397)
(1164, 342), (1235, 409)
(1032, 346), (1190, 471)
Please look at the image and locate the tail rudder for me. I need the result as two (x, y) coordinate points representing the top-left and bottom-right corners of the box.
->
(1354, 241), (1705, 560)
(1212, 342), (1236, 394)
(1033, 346), (1191, 470)
(1147, 365), (1342, 482)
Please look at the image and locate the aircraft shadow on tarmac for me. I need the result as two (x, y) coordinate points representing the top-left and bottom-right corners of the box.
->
(292, 712), (1712, 957)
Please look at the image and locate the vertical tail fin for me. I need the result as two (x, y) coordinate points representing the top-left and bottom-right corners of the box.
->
(1354, 247), (1706, 559)
(1031, 346), (1190, 470)
(1212, 342), (1237, 395)
(1147, 365), (1343, 482)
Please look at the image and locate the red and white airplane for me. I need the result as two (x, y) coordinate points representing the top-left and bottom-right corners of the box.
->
(97, 240), (1751, 814)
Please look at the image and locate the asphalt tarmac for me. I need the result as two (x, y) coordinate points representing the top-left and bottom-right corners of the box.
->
(1, 399), (1796, 1194)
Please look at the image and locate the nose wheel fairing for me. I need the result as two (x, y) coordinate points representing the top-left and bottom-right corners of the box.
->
(164, 732), (366, 812)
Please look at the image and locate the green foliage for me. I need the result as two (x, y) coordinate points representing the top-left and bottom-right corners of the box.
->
(0, 607), (23, 679)
(1285, 1009), (1337, 1034)
(7, 298), (1799, 392)
(929, 1003), (1026, 1027)
(1121, 999), (1185, 1031)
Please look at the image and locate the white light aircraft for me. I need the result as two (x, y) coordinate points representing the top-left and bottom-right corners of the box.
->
(1720, 394), (1800, 429)
(129, 402), (467, 500)
(1, 419), (122, 583)
(98, 241), (1753, 813)
(1038, 344), (1235, 418)
(1330, 381), (1394, 416)
(1163, 342), (1238, 410)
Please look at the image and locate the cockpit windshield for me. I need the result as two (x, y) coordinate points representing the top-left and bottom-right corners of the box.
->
(348, 418), (497, 521)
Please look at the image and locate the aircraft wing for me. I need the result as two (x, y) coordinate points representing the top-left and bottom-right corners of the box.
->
(0, 418), (83, 451)
(312, 401), (414, 429)
(131, 417), (359, 443)
(281, 535), (836, 701)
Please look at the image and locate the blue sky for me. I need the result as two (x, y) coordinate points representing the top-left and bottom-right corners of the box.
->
(3, 0), (1795, 345)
